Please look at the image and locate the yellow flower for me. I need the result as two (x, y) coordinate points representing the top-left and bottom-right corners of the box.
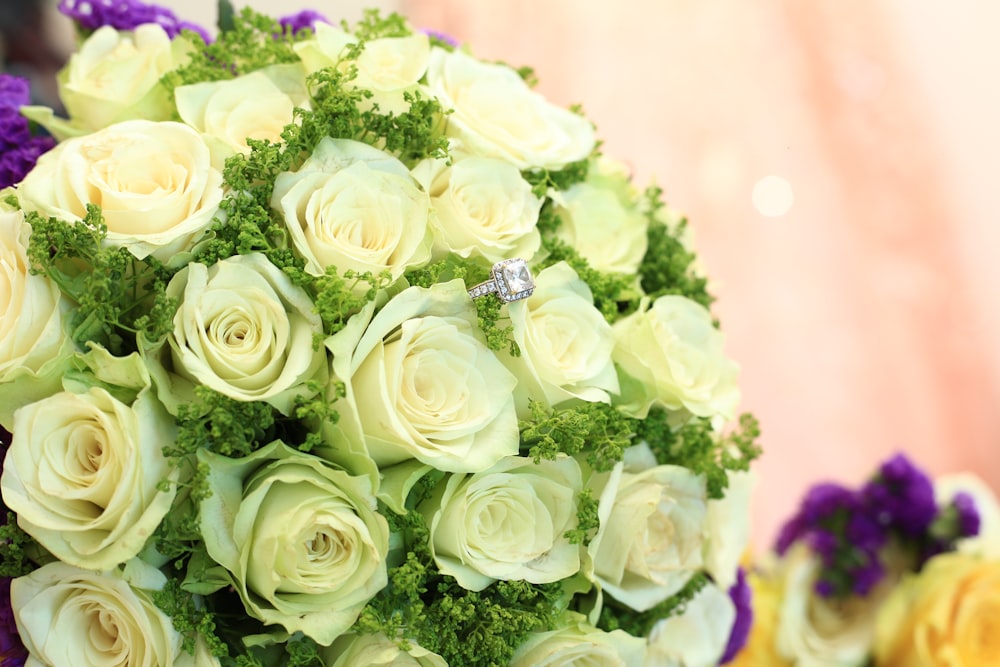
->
(874, 552), (1000, 666)
(727, 571), (793, 667)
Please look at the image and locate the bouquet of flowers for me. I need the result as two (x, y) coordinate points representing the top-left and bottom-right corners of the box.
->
(0, 1), (761, 665)
(729, 452), (999, 667)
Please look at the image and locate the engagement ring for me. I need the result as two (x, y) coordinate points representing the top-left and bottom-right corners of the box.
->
(467, 258), (535, 303)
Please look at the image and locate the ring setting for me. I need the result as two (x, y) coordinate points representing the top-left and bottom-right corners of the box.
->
(467, 258), (535, 303)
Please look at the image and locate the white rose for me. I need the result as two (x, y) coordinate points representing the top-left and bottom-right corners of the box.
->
(504, 261), (618, 416)
(321, 632), (447, 667)
(424, 48), (595, 170)
(22, 24), (190, 138)
(295, 22), (430, 115)
(271, 137), (431, 285)
(422, 455), (583, 591)
(0, 209), (74, 428)
(198, 442), (390, 646)
(412, 153), (542, 263)
(17, 120), (223, 265)
(148, 253), (326, 415)
(1, 383), (177, 570)
(11, 561), (183, 667)
(774, 544), (885, 666)
(703, 470), (756, 589)
(553, 158), (648, 275)
(934, 473), (1000, 558)
(589, 463), (707, 612)
(176, 65), (307, 165)
(322, 279), (519, 479)
(613, 295), (740, 424)
(510, 616), (647, 667)
(644, 582), (736, 667)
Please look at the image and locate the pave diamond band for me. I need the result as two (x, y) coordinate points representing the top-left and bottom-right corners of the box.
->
(467, 258), (535, 303)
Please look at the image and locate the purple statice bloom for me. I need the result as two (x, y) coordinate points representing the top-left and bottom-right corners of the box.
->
(278, 9), (330, 36)
(952, 491), (981, 538)
(0, 75), (55, 188)
(718, 568), (753, 665)
(423, 28), (459, 47)
(775, 482), (859, 555)
(862, 452), (937, 537)
(848, 557), (885, 596)
(58, 0), (210, 43)
(0, 577), (27, 667)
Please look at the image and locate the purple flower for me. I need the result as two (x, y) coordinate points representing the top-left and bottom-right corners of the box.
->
(952, 491), (981, 538)
(0, 577), (26, 667)
(862, 452), (937, 537)
(278, 9), (329, 35)
(775, 482), (859, 555)
(58, 0), (210, 42)
(0, 75), (55, 188)
(423, 28), (459, 47)
(718, 568), (753, 665)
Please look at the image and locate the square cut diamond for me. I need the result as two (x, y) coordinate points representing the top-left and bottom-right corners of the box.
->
(493, 258), (535, 302)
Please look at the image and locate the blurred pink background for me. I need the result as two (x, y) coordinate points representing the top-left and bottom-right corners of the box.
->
(37, 0), (1000, 547)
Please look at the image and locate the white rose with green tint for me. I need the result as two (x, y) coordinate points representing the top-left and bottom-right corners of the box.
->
(510, 615), (647, 667)
(11, 561), (183, 667)
(588, 463), (708, 612)
(0, 209), (73, 428)
(613, 295), (740, 425)
(644, 581), (736, 667)
(23, 24), (190, 138)
(321, 632), (447, 667)
(295, 22), (430, 115)
(271, 138), (432, 286)
(17, 119), (223, 265)
(422, 455), (583, 591)
(1, 384), (177, 570)
(198, 442), (390, 646)
(504, 261), (618, 416)
(424, 48), (595, 170)
(322, 279), (518, 481)
(413, 153), (542, 263)
(149, 252), (326, 415)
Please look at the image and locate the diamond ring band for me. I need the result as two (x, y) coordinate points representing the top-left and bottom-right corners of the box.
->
(467, 258), (535, 303)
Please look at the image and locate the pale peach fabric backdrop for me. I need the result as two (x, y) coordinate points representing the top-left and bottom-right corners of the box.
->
(147, 0), (1000, 546)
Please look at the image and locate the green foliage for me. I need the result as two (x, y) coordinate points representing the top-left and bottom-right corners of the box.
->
(0, 513), (43, 577)
(637, 411), (762, 499)
(310, 267), (391, 336)
(25, 207), (176, 354)
(638, 185), (714, 309)
(564, 488), (600, 546)
(520, 400), (635, 472)
(523, 158), (591, 199)
(597, 572), (709, 637)
(152, 578), (230, 658)
(342, 9), (413, 41)
(172, 387), (278, 461)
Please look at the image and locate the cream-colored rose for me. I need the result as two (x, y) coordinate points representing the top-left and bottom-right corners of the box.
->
(22, 24), (190, 138)
(774, 544), (885, 666)
(703, 470), (756, 589)
(874, 552), (1000, 667)
(147, 253), (326, 415)
(11, 561), (183, 667)
(934, 473), (1000, 557)
(503, 261), (618, 416)
(321, 632), (447, 667)
(413, 153), (542, 263)
(199, 442), (390, 646)
(322, 280), (519, 479)
(510, 615), (647, 667)
(0, 209), (74, 428)
(424, 48), (595, 170)
(176, 65), (307, 165)
(295, 22), (430, 115)
(613, 295), (740, 424)
(588, 463), (707, 612)
(553, 158), (648, 275)
(1, 383), (177, 570)
(17, 119), (223, 265)
(644, 581), (736, 667)
(271, 137), (431, 285)
(422, 455), (583, 591)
